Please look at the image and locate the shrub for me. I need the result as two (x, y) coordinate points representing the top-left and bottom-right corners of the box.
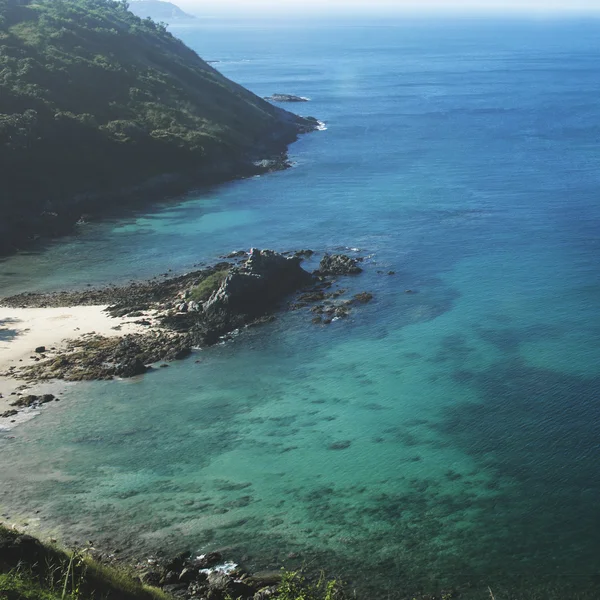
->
(189, 269), (228, 302)
(275, 569), (347, 600)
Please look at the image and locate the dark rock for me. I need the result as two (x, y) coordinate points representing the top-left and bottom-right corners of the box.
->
(195, 551), (222, 569)
(34, 346), (46, 353)
(334, 305), (351, 318)
(162, 344), (192, 361)
(207, 572), (230, 590)
(207, 572), (255, 600)
(352, 292), (373, 304)
(162, 583), (188, 593)
(293, 249), (314, 258)
(116, 358), (147, 378)
(297, 290), (326, 303)
(316, 254), (362, 276)
(0, 410), (18, 418)
(162, 570), (179, 585)
(165, 550), (192, 572)
(188, 579), (209, 595)
(200, 249), (313, 344)
(8, 394), (54, 408)
(138, 570), (162, 587)
(179, 566), (199, 583)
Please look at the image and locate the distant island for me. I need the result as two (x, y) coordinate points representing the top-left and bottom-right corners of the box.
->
(265, 94), (310, 103)
(0, 0), (318, 256)
(128, 0), (195, 22)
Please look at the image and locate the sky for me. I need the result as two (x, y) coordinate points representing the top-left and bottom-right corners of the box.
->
(175, 0), (600, 17)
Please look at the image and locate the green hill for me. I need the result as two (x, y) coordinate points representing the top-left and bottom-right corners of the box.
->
(0, 0), (316, 255)
(128, 0), (195, 22)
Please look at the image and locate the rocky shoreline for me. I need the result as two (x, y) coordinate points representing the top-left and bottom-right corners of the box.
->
(0, 526), (348, 600)
(0, 124), (320, 259)
(0, 249), (372, 422)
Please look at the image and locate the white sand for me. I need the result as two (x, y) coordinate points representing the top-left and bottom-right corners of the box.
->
(0, 305), (148, 422)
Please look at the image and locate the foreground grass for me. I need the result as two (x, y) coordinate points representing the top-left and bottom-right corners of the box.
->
(0, 526), (169, 600)
(0, 570), (64, 600)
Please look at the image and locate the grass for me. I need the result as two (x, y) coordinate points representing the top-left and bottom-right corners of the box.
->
(0, 570), (65, 600)
(188, 269), (229, 303)
(0, 526), (170, 600)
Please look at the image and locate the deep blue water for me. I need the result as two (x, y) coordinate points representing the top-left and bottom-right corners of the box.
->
(2, 17), (600, 598)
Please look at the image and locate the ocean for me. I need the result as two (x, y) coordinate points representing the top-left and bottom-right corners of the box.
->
(2, 16), (600, 598)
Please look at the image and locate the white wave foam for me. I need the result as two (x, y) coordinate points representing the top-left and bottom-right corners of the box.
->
(198, 560), (238, 575)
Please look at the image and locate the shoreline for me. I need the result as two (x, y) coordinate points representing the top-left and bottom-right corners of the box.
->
(0, 305), (151, 429)
(0, 250), (371, 428)
(0, 121), (321, 260)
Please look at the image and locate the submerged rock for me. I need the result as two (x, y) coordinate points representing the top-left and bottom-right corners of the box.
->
(329, 440), (352, 450)
(353, 292), (373, 304)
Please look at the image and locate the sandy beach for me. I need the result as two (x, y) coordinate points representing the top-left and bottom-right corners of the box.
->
(0, 305), (147, 421)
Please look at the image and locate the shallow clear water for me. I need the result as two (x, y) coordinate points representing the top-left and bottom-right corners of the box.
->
(2, 17), (600, 598)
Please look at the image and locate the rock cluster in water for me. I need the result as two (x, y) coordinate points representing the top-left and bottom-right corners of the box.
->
(316, 253), (363, 276)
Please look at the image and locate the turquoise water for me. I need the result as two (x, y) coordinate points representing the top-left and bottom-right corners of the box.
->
(2, 17), (600, 598)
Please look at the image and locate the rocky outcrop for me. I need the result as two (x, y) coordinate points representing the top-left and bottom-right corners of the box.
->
(316, 254), (363, 276)
(205, 249), (312, 313)
(166, 249), (313, 346)
(9, 393), (56, 408)
(13, 333), (191, 383)
(3, 250), (316, 384)
(1, 249), (374, 395)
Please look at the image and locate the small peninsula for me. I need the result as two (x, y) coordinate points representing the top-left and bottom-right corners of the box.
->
(0, 250), (371, 421)
(0, 0), (318, 256)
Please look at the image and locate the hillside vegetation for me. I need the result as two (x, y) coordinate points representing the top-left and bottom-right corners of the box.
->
(0, 0), (314, 255)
